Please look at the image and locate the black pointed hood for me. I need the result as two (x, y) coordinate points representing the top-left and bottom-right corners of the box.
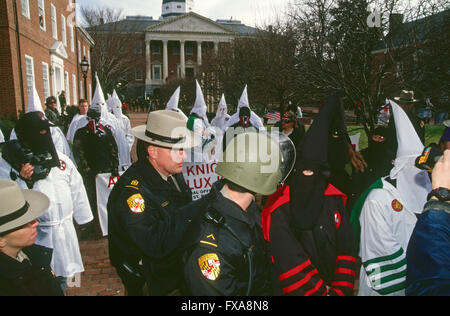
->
(296, 92), (344, 168)
(289, 92), (344, 230)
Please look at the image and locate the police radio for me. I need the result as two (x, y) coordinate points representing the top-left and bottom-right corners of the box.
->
(415, 144), (443, 173)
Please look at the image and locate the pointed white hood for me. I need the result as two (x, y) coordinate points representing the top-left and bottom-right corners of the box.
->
(226, 85), (265, 131)
(237, 85), (250, 110)
(166, 86), (180, 111)
(26, 82), (45, 114)
(389, 100), (431, 214)
(165, 86), (187, 119)
(216, 94), (228, 118)
(190, 80), (209, 126)
(110, 90), (123, 119)
(211, 94), (230, 132)
(91, 74), (108, 118)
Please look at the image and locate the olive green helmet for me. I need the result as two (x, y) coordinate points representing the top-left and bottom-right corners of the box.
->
(216, 131), (283, 196)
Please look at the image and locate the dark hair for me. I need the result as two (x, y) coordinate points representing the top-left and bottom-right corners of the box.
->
(136, 140), (150, 161)
(223, 179), (254, 195)
(79, 99), (89, 105)
(45, 96), (57, 106)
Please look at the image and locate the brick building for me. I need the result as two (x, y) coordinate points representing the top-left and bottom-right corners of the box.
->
(0, 0), (94, 119)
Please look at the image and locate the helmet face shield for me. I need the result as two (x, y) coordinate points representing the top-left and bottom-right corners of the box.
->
(278, 133), (296, 185)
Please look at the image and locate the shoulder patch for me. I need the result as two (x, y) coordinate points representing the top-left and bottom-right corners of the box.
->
(127, 194), (145, 213)
(198, 253), (221, 281)
(392, 200), (403, 212)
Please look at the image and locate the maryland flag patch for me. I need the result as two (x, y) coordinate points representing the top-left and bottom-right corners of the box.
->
(198, 253), (221, 281)
(127, 194), (145, 214)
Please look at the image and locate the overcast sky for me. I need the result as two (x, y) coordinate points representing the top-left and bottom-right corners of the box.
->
(76, 0), (290, 27)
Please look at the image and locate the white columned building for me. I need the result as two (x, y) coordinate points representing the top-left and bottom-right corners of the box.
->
(88, 0), (258, 111)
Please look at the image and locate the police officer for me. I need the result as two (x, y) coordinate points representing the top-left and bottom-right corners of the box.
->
(182, 132), (292, 296)
(107, 110), (204, 296)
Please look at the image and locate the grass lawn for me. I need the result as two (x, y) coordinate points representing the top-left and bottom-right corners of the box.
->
(347, 125), (446, 151)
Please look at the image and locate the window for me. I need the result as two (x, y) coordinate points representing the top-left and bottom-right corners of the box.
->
(186, 43), (193, 56)
(25, 55), (34, 96)
(38, 0), (46, 30)
(152, 45), (161, 55)
(152, 64), (161, 80)
(61, 15), (67, 46)
(135, 68), (143, 81)
(135, 40), (143, 54)
(64, 71), (70, 106)
(173, 44), (180, 55)
(69, 26), (74, 52)
(51, 4), (57, 39)
(83, 46), (86, 59)
(77, 41), (81, 63)
(42, 62), (50, 99)
(72, 74), (77, 105)
(21, 0), (30, 19)
(88, 84), (92, 103)
(87, 50), (90, 65)
(79, 80), (83, 100)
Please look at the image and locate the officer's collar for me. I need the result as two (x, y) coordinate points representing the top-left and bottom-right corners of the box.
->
(213, 188), (259, 228)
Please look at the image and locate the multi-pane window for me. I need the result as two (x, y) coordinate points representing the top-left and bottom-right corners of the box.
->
(152, 64), (161, 80)
(78, 41), (81, 62)
(153, 45), (161, 55)
(79, 80), (83, 99)
(135, 40), (143, 54)
(42, 62), (50, 99)
(186, 43), (193, 56)
(38, 0), (46, 30)
(25, 55), (34, 96)
(51, 4), (57, 40)
(135, 68), (143, 81)
(72, 74), (77, 105)
(61, 15), (67, 46)
(21, 0), (30, 19)
(64, 71), (70, 106)
(69, 26), (74, 52)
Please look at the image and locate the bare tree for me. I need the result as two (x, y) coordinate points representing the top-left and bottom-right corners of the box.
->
(81, 7), (144, 97)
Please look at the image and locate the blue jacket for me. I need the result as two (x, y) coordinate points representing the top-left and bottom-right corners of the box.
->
(406, 201), (450, 296)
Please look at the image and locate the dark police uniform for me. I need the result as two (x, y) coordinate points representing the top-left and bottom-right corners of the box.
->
(182, 182), (272, 296)
(108, 159), (207, 296)
(0, 245), (64, 296)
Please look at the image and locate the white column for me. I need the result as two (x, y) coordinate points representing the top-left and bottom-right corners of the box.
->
(163, 40), (169, 81)
(197, 41), (202, 66)
(146, 40), (152, 85)
(214, 41), (219, 55)
(180, 40), (186, 79)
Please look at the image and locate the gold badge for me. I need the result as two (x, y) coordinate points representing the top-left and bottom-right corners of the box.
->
(131, 180), (139, 186)
(127, 194), (145, 213)
(198, 253), (221, 281)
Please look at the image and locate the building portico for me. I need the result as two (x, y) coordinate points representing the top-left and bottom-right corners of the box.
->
(144, 12), (235, 94)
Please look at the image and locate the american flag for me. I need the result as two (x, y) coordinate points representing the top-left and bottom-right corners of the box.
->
(264, 111), (281, 121)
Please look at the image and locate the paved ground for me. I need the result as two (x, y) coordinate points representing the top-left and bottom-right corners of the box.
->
(65, 112), (148, 296)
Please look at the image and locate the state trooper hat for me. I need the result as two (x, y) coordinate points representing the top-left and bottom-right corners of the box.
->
(0, 179), (49, 234)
